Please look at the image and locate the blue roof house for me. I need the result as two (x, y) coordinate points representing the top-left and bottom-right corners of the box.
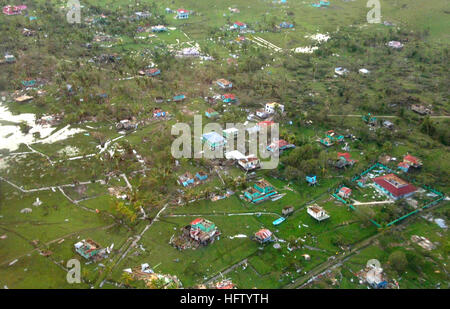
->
(173, 94), (186, 102)
(306, 175), (317, 186)
(243, 179), (277, 203)
(279, 22), (294, 28)
(202, 132), (226, 150)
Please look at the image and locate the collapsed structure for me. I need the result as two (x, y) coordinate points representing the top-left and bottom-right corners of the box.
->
(307, 204), (330, 221)
(124, 264), (182, 289)
(170, 218), (220, 250)
(74, 239), (107, 261)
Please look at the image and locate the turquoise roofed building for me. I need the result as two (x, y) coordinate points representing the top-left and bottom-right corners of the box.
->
(202, 132), (226, 150)
(244, 179), (277, 203)
(74, 239), (103, 260)
(306, 175), (317, 186)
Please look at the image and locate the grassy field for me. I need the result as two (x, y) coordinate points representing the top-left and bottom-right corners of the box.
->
(0, 0), (448, 289)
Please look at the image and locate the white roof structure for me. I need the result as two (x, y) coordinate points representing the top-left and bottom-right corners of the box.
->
(223, 127), (239, 136)
(335, 67), (349, 76)
(225, 150), (246, 160)
(246, 125), (260, 135)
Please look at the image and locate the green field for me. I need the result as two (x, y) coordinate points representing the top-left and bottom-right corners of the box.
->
(0, 0), (448, 289)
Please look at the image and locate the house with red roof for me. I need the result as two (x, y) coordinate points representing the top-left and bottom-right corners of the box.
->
(336, 152), (356, 169)
(338, 187), (352, 199)
(403, 154), (422, 168)
(372, 174), (417, 200)
(3, 5), (27, 15)
(258, 120), (275, 128)
(267, 139), (295, 152)
(176, 9), (190, 19)
(139, 68), (160, 77)
(221, 93), (237, 103)
(254, 229), (273, 243)
(397, 161), (410, 173)
(232, 21), (247, 30)
(238, 156), (260, 171)
(189, 218), (219, 245)
(338, 152), (352, 162)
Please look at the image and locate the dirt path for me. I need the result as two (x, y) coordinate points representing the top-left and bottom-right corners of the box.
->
(162, 211), (282, 218)
(352, 200), (394, 206)
(98, 202), (170, 286)
(328, 114), (450, 119)
(204, 258), (249, 285)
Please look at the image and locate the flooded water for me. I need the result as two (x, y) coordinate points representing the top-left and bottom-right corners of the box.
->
(0, 102), (85, 152)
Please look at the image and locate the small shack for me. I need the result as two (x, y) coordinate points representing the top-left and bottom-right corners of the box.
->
(282, 206), (294, 216)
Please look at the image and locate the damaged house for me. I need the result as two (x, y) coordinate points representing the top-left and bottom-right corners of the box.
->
(3, 5), (27, 15)
(267, 139), (295, 153)
(307, 204), (330, 222)
(171, 218), (220, 250)
(335, 152), (356, 169)
(116, 119), (137, 131)
(178, 172), (195, 187)
(222, 93), (237, 103)
(319, 130), (344, 147)
(139, 68), (161, 77)
(411, 104), (432, 115)
(189, 218), (219, 245)
(0, 54), (16, 64)
(238, 156), (260, 171)
(205, 108), (219, 119)
(398, 154), (422, 173)
(265, 102), (284, 114)
(253, 229), (273, 243)
(74, 239), (107, 261)
(215, 79), (233, 89)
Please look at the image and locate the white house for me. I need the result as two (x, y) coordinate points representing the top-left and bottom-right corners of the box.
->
(256, 109), (268, 119)
(223, 127), (239, 139)
(225, 150), (246, 160)
(335, 67), (349, 76)
(359, 68), (370, 75)
(387, 41), (403, 49)
(238, 156), (260, 171)
(265, 102), (284, 114)
(307, 205), (330, 221)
